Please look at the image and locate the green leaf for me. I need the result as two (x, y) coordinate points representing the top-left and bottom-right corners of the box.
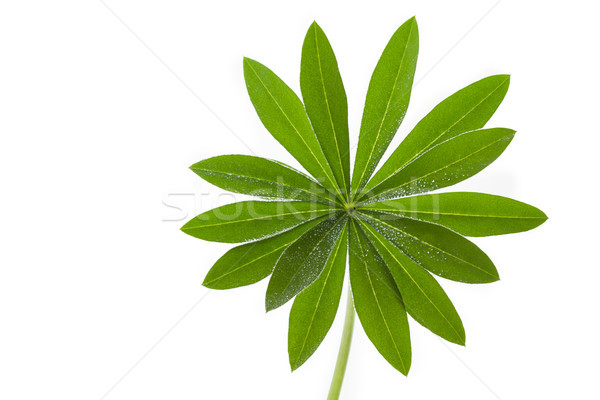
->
(360, 128), (515, 203)
(363, 75), (510, 194)
(301, 22), (350, 198)
(243, 57), (344, 201)
(349, 220), (411, 374)
(266, 213), (347, 311)
(359, 211), (498, 283)
(182, 21), (549, 379)
(351, 17), (419, 198)
(288, 223), (347, 370)
(190, 155), (335, 204)
(358, 220), (465, 345)
(181, 201), (337, 243)
(203, 217), (326, 289)
(362, 192), (547, 237)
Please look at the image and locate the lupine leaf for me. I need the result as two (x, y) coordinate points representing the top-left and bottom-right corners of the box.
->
(190, 155), (335, 204)
(351, 17), (419, 198)
(203, 217), (326, 289)
(243, 57), (344, 201)
(288, 223), (348, 370)
(359, 211), (499, 283)
(349, 220), (411, 375)
(362, 192), (547, 237)
(363, 75), (510, 194)
(181, 19), (548, 379)
(266, 213), (347, 311)
(358, 220), (466, 345)
(360, 128), (515, 203)
(181, 201), (337, 243)
(301, 22), (350, 198)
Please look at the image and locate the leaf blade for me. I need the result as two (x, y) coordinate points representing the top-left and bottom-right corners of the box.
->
(181, 201), (337, 243)
(358, 220), (465, 345)
(349, 220), (411, 374)
(351, 17), (419, 197)
(364, 75), (510, 193)
(301, 22), (350, 197)
(288, 223), (348, 370)
(266, 213), (346, 311)
(361, 128), (515, 203)
(190, 155), (334, 204)
(362, 192), (547, 236)
(243, 57), (343, 201)
(359, 211), (499, 283)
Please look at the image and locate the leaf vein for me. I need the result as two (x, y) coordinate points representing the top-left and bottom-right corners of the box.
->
(353, 20), (416, 197)
(313, 24), (348, 197)
(353, 223), (406, 370)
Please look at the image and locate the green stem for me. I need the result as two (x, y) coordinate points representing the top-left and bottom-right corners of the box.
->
(327, 286), (355, 400)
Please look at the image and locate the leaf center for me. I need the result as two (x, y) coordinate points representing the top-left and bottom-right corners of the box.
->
(344, 203), (357, 216)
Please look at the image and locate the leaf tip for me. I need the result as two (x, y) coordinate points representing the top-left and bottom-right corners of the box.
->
(189, 162), (203, 174)
(503, 128), (517, 141)
(478, 274), (500, 284)
(407, 15), (418, 28)
(201, 277), (216, 289)
(487, 268), (501, 283)
(289, 358), (301, 372)
(242, 56), (255, 68)
(492, 73), (510, 82)
(265, 298), (277, 313)
(396, 363), (411, 376)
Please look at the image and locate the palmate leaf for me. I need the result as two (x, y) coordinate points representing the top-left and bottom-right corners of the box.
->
(351, 17), (419, 198)
(301, 22), (350, 197)
(288, 223), (348, 370)
(182, 17), (548, 382)
(190, 155), (335, 205)
(181, 201), (336, 243)
(363, 192), (548, 237)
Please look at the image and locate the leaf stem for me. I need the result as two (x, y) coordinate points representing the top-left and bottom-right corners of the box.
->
(327, 286), (355, 400)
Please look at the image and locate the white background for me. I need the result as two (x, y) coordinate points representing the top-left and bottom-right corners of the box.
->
(1, 1), (599, 399)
